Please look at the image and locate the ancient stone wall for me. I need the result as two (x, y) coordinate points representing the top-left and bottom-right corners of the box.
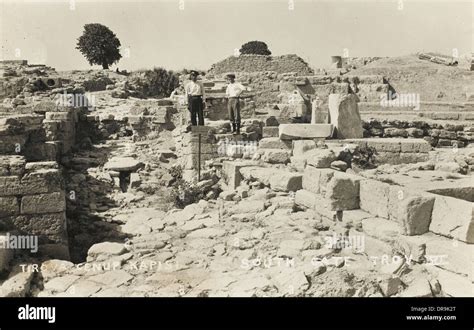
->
(362, 119), (474, 148)
(0, 156), (68, 259)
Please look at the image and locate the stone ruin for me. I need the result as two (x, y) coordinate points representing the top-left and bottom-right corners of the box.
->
(0, 55), (472, 297)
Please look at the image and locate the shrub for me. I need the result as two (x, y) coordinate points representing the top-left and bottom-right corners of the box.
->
(239, 41), (272, 56)
(129, 67), (179, 98)
(352, 146), (377, 169)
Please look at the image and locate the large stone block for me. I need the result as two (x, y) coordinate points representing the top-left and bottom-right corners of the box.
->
(262, 149), (290, 164)
(0, 156), (26, 176)
(399, 139), (432, 153)
(269, 172), (302, 192)
(305, 149), (337, 168)
(258, 138), (291, 150)
(104, 157), (144, 172)
(328, 93), (363, 138)
(292, 140), (316, 157)
(388, 187), (435, 235)
(279, 124), (333, 140)
(240, 166), (302, 192)
(302, 167), (335, 195)
(0, 135), (28, 154)
(222, 161), (258, 190)
(324, 172), (360, 210)
(262, 126), (279, 138)
(21, 192), (66, 215)
(0, 176), (21, 196)
(10, 212), (68, 244)
(429, 195), (474, 243)
(359, 179), (390, 218)
(20, 169), (64, 195)
(0, 197), (19, 217)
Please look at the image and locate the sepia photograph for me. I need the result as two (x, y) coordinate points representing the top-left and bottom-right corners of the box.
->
(0, 0), (472, 328)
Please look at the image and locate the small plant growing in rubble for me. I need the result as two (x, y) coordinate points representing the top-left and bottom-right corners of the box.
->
(351, 145), (377, 169)
(76, 23), (122, 69)
(239, 41), (272, 55)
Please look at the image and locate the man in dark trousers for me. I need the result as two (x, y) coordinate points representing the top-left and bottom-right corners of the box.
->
(185, 70), (206, 126)
(225, 73), (250, 134)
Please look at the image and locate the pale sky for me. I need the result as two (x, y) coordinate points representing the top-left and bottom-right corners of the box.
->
(0, 0), (472, 71)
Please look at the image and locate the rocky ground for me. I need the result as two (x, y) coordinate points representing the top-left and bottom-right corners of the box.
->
(3, 126), (469, 298)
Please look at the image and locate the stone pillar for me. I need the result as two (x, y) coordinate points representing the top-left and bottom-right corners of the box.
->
(311, 97), (327, 124)
(328, 93), (363, 139)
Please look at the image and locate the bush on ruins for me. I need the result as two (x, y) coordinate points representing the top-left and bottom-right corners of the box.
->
(239, 41), (272, 56)
(76, 23), (122, 69)
(128, 67), (180, 98)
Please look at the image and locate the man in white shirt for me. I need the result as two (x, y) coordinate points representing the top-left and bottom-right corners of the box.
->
(185, 71), (206, 126)
(225, 73), (250, 134)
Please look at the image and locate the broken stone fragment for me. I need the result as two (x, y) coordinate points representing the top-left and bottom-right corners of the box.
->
(104, 157), (144, 172)
(0, 270), (34, 297)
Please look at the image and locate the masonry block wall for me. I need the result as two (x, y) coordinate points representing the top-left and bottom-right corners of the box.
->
(0, 156), (68, 259)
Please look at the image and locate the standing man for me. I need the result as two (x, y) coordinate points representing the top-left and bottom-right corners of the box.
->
(225, 73), (250, 135)
(185, 70), (206, 126)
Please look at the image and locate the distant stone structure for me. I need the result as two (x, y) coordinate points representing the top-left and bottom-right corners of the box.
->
(208, 54), (314, 75)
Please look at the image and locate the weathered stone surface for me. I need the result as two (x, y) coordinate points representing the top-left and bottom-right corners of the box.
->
(0, 234), (13, 272)
(0, 134), (28, 154)
(429, 195), (474, 243)
(262, 126), (279, 138)
(292, 140), (316, 157)
(330, 160), (348, 171)
(258, 137), (291, 150)
(262, 149), (291, 164)
(305, 149), (337, 168)
(0, 271), (34, 297)
(11, 212), (67, 244)
(44, 274), (80, 293)
(231, 200), (266, 215)
(87, 242), (127, 260)
(0, 176), (21, 196)
(104, 157), (144, 172)
(324, 172), (360, 210)
(20, 169), (64, 195)
(0, 155), (25, 176)
(295, 189), (328, 210)
(400, 278), (432, 297)
(240, 166), (302, 192)
(269, 172), (302, 192)
(359, 179), (390, 218)
(435, 268), (473, 297)
(388, 187), (435, 235)
(0, 196), (19, 217)
(328, 93), (363, 138)
(279, 124), (333, 140)
(21, 192), (66, 214)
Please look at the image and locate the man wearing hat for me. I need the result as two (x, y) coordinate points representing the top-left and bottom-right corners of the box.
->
(225, 73), (250, 134)
(185, 70), (206, 126)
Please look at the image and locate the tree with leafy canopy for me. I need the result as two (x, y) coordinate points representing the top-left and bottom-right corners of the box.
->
(76, 23), (122, 69)
(239, 41), (272, 55)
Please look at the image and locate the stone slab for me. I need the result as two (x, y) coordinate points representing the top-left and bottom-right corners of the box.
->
(279, 124), (333, 140)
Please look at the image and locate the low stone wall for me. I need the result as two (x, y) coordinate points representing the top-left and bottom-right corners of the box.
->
(362, 119), (474, 148)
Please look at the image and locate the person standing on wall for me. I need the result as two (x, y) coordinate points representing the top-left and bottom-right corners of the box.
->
(185, 70), (206, 126)
(225, 73), (250, 135)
